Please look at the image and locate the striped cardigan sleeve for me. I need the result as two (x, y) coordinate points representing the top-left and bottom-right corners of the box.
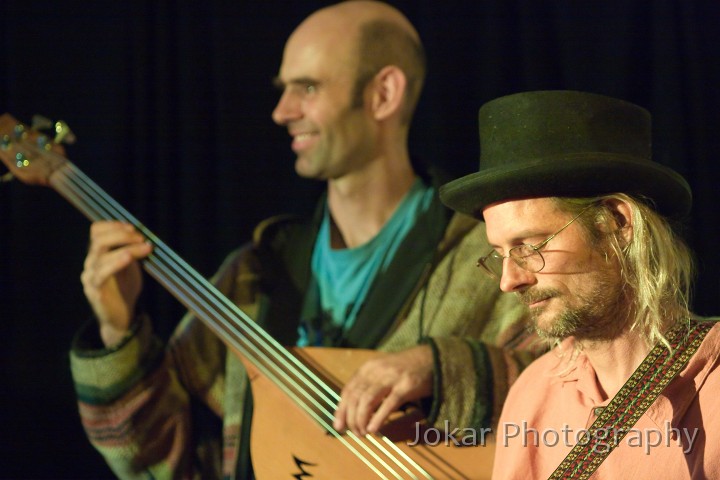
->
(69, 248), (250, 479)
(70, 315), (198, 478)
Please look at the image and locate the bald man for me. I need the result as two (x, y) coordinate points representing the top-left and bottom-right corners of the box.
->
(70, 2), (535, 478)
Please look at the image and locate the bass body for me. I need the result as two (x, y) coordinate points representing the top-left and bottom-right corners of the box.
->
(0, 113), (494, 479)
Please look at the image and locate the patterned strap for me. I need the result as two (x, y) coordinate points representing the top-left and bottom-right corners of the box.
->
(548, 320), (713, 480)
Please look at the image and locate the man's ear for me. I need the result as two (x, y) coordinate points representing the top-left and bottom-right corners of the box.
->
(368, 65), (406, 121)
(605, 199), (634, 245)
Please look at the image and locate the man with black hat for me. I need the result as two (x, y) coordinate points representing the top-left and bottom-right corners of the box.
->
(440, 90), (720, 478)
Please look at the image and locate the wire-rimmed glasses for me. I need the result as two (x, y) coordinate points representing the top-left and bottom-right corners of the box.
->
(477, 206), (592, 280)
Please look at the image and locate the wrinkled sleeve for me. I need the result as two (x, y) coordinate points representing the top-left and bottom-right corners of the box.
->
(69, 246), (254, 479)
(428, 292), (539, 432)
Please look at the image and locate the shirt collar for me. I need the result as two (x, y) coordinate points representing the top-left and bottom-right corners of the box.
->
(548, 325), (720, 423)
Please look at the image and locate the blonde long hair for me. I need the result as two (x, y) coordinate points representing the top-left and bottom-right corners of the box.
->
(554, 194), (694, 350)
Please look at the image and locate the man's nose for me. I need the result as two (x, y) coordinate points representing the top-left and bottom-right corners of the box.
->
(499, 257), (536, 293)
(272, 90), (301, 125)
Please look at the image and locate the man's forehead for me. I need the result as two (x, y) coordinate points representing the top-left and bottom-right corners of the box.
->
(483, 198), (557, 218)
(483, 198), (565, 242)
(277, 30), (357, 84)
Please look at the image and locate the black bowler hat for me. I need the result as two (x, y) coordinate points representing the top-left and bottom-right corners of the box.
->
(439, 90), (692, 218)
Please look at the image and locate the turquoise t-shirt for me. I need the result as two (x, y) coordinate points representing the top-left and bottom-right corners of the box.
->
(297, 178), (434, 346)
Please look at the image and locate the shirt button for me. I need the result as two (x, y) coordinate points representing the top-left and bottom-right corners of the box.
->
(593, 407), (605, 416)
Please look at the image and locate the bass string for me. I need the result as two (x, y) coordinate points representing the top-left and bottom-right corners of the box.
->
(54, 163), (344, 421)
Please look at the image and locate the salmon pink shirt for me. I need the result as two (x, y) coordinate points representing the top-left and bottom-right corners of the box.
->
(492, 320), (720, 479)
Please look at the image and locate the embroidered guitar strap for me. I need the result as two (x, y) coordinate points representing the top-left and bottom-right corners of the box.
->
(548, 320), (713, 480)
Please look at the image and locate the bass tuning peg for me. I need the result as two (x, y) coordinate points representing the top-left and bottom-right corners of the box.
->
(31, 115), (54, 131)
(54, 120), (76, 145)
(30, 115), (77, 145)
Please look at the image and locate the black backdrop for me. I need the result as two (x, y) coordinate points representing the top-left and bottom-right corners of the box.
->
(1, 1), (718, 478)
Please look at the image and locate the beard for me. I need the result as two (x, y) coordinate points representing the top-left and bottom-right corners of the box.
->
(518, 269), (630, 343)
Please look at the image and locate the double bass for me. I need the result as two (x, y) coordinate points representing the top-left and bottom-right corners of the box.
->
(0, 113), (494, 479)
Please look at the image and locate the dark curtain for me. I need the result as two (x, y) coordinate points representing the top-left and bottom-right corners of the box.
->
(1, 1), (718, 478)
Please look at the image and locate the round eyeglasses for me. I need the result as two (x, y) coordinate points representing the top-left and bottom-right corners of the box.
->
(477, 206), (592, 281)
